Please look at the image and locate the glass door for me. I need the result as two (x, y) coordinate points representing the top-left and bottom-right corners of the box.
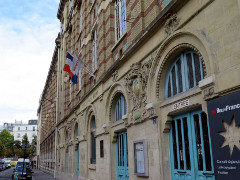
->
(76, 146), (79, 180)
(169, 110), (214, 180)
(116, 131), (129, 180)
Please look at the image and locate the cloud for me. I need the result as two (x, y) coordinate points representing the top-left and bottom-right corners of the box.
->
(0, 0), (60, 123)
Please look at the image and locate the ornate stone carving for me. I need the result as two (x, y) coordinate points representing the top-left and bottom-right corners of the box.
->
(112, 70), (119, 82)
(164, 13), (180, 36)
(201, 86), (218, 100)
(74, 141), (79, 151)
(199, 75), (218, 100)
(112, 133), (117, 143)
(66, 123), (72, 136)
(99, 94), (103, 101)
(203, 86), (214, 97)
(124, 59), (153, 125)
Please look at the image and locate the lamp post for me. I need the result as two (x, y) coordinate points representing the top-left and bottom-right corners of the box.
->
(21, 141), (29, 179)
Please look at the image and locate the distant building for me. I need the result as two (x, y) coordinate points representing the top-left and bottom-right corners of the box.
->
(12, 120), (38, 142)
(3, 122), (14, 132)
(0, 120), (23, 134)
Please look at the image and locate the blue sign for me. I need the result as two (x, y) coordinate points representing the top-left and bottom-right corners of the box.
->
(153, 118), (157, 125)
(207, 91), (240, 180)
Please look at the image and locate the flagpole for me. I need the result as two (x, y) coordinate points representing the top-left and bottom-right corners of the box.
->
(67, 48), (95, 79)
(74, 49), (95, 78)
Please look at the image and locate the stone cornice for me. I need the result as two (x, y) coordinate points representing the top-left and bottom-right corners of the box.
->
(57, 0), (67, 20)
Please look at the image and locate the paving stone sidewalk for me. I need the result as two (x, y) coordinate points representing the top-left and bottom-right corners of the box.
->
(32, 169), (58, 180)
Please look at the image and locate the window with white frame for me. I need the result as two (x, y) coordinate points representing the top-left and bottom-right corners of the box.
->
(69, 81), (72, 101)
(78, 68), (82, 90)
(92, 29), (98, 72)
(115, 0), (126, 41)
(69, 0), (73, 14)
(17, 133), (20, 138)
(79, 7), (82, 31)
(114, 94), (127, 122)
(70, 35), (73, 53)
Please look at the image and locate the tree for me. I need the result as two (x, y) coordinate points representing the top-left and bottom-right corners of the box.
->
(0, 129), (14, 157)
(13, 140), (23, 157)
(14, 140), (22, 149)
(22, 134), (30, 158)
(31, 135), (37, 157)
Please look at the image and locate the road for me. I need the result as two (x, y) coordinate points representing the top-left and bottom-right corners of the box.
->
(0, 167), (13, 179)
(0, 167), (56, 180)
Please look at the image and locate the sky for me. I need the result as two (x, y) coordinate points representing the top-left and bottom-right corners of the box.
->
(0, 0), (60, 124)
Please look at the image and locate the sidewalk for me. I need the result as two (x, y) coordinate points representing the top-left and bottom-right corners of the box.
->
(32, 169), (57, 180)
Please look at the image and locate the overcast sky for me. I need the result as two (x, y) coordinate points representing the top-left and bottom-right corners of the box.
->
(0, 0), (59, 124)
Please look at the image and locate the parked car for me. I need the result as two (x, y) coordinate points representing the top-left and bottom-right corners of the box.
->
(10, 160), (18, 167)
(4, 160), (11, 169)
(17, 158), (32, 169)
(0, 159), (4, 171)
(3, 163), (7, 170)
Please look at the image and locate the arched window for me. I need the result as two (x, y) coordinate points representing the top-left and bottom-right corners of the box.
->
(65, 130), (68, 143)
(114, 94), (126, 121)
(90, 116), (96, 164)
(165, 50), (204, 98)
(74, 124), (79, 137)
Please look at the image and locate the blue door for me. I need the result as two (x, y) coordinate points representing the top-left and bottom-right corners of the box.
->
(116, 131), (129, 180)
(76, 146), (79, 180)
(169, 110), (215, 180)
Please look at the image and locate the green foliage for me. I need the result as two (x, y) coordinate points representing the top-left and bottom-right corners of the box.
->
(0, 131), (37, 159)
(0, 129), (14, 148)
(0, 129), (14, 157)
(22, 133), (29, 144)
(14, 140), (22, 149)
(21, 133), (30, 158)
(31, 135), (37, 156)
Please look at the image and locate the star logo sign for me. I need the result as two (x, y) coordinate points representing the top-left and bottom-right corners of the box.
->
(219, 116), (240, 156)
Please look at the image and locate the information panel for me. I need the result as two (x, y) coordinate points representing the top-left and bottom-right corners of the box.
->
(133, 140), (148, 177)
(207, 91), (240, 180)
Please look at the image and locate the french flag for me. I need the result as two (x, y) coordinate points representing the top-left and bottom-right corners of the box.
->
(63, 52), (84, 84)
(63, 52), (74, 79)
(71, 53), (84, 84)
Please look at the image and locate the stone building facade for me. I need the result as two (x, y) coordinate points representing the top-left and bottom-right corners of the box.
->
(37, 37), (60, 175)
(39, 0), (240, 179)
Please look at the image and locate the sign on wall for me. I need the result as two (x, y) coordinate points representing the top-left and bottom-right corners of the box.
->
(133, 140), (148, 177)
(173, 99), (189, 110)
(207, 91), (240, 180)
